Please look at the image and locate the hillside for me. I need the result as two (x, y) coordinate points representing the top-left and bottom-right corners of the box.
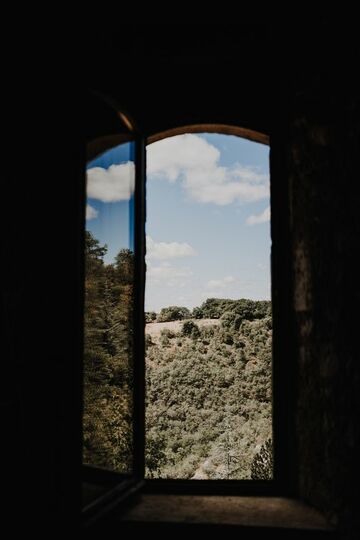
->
(83, 232), (134, 473)
(82, 233), (273, 480)
(145, 299), (273, 480)
(145, 318), (220, 340)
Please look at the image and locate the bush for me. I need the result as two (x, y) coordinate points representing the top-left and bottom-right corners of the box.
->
(192, 307), (204, 319)
(146, 433), (167, 478)
(222, 332), (234, 345)
(160, 328), (176, 339)
(160, 334), (170, 347)
(145, 333), (154, 349)
(221, 311), (242, 331)
(182, 320), (200, 338)
(157, 306), (191, 322)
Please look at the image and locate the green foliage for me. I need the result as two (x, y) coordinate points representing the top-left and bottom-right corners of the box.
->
(145, 432), (167, 478)
(83, 231), (134, 473)
(192, 307), (204, 319)
(199, 298), (271, 320)
(145, 299), (273, 479)
(251, 438), (273, 480)
(221, 311), (243, 331)
(145, 333), (154, 349)
(182, 320), (200, 339)
(83, 243), (273, 482)
(157, 306), (191, 322)
(222, 331), (234, 345)
(114, 248), (134, 285)
(146, 311), (157, 323)
(160, 334), (170, 347)
(160, 328), (176, 339)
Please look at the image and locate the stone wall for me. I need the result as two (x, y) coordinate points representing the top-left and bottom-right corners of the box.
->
(288, 43), (359, 534)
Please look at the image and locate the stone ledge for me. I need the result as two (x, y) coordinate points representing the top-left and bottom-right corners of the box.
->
(119, 495), (331, 530)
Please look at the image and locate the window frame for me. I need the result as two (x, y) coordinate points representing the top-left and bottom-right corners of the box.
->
(81, 93), (147, 526)
(144, 126), (283, 497)
(81, 98), (296, 523)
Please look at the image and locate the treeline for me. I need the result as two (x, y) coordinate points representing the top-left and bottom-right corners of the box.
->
(146, 299), (273, 480)
(146, 297), (271, 323)
(83, 231), (134, 472)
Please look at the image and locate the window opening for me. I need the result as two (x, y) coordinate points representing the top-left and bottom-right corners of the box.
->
(145, 133), (272, 480)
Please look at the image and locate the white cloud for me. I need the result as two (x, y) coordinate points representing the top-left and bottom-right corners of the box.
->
(147, 134), (269, 205)
(146, 262), (193, 287)
(146, 235), (196, 260)
(147, 133), (220, 181)
(246, 206), (270, 225)
(86, 204), (98, 220)
(207, 276), (236, 289)
(86, 162), (135, 202)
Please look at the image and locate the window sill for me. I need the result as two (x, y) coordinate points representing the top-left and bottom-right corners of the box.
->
(118, 495), (332, 532)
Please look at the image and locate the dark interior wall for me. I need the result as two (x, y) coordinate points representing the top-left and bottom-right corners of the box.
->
(287, 27), (360, 534)
(2, 22), (359, 534)
(94, 26), (360, 534)
(2, 87), (84, 529)
(87, 24), (273, 137)
(87, 23), (360, 536)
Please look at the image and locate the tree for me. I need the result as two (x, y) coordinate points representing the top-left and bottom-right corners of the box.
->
(182, 320), (200, 339)
(218, 427), (239, 479)
(115, 248), (134, 285)
(192, 307), (204, 319)
(83, 231), (135, 472)
(145, 433), (167, 478)
(146, 311), (157, 323)
(157, 306), (191, 322)
(251, 439), (273, 480)
(85, 230), (107, 263)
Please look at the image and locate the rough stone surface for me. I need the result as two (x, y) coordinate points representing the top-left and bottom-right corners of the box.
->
(120, 495), (331, 530)
(288, 41), (360, 535)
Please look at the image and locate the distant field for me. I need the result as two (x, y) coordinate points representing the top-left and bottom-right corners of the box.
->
(145, 318), (220, 339)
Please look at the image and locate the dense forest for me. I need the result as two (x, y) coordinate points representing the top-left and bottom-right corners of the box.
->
(145, 298), (273, 480)
(83, 231), (273, 480)
(83, 231), (134, 472)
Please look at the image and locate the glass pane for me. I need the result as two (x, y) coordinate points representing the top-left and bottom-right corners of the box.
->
(145, 133), (272, 480)
(83, 141), (135, 474)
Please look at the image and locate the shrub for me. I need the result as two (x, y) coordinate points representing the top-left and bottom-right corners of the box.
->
(192, 307), (204, 319)
(160, 328), (176, 339)
(182, 320), (200, 338)
(157, 306), (191, 322)
(145, 333), (154, 349)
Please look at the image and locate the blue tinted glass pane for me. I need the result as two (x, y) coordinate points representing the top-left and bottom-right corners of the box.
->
(83, 142), (135, 474)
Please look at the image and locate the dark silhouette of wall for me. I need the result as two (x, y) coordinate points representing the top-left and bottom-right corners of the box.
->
(287, 26), (359, 535)
(2, 21), (359, 536)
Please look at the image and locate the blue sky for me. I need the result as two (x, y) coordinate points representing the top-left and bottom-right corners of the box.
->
(86, 134), (270, 312)
(145, 133), (270, 312)
(86, 142), (135, 263)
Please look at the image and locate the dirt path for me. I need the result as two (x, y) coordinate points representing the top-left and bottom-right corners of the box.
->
(191, 458), (211, 479)
(145, 318), (220, 339)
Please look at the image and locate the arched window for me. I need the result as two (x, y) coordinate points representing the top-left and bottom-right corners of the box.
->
(82, 95), (290, 525)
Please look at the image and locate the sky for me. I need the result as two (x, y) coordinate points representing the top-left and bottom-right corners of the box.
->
(86, 133), (271, 312)
(86, 142), (135, 263)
